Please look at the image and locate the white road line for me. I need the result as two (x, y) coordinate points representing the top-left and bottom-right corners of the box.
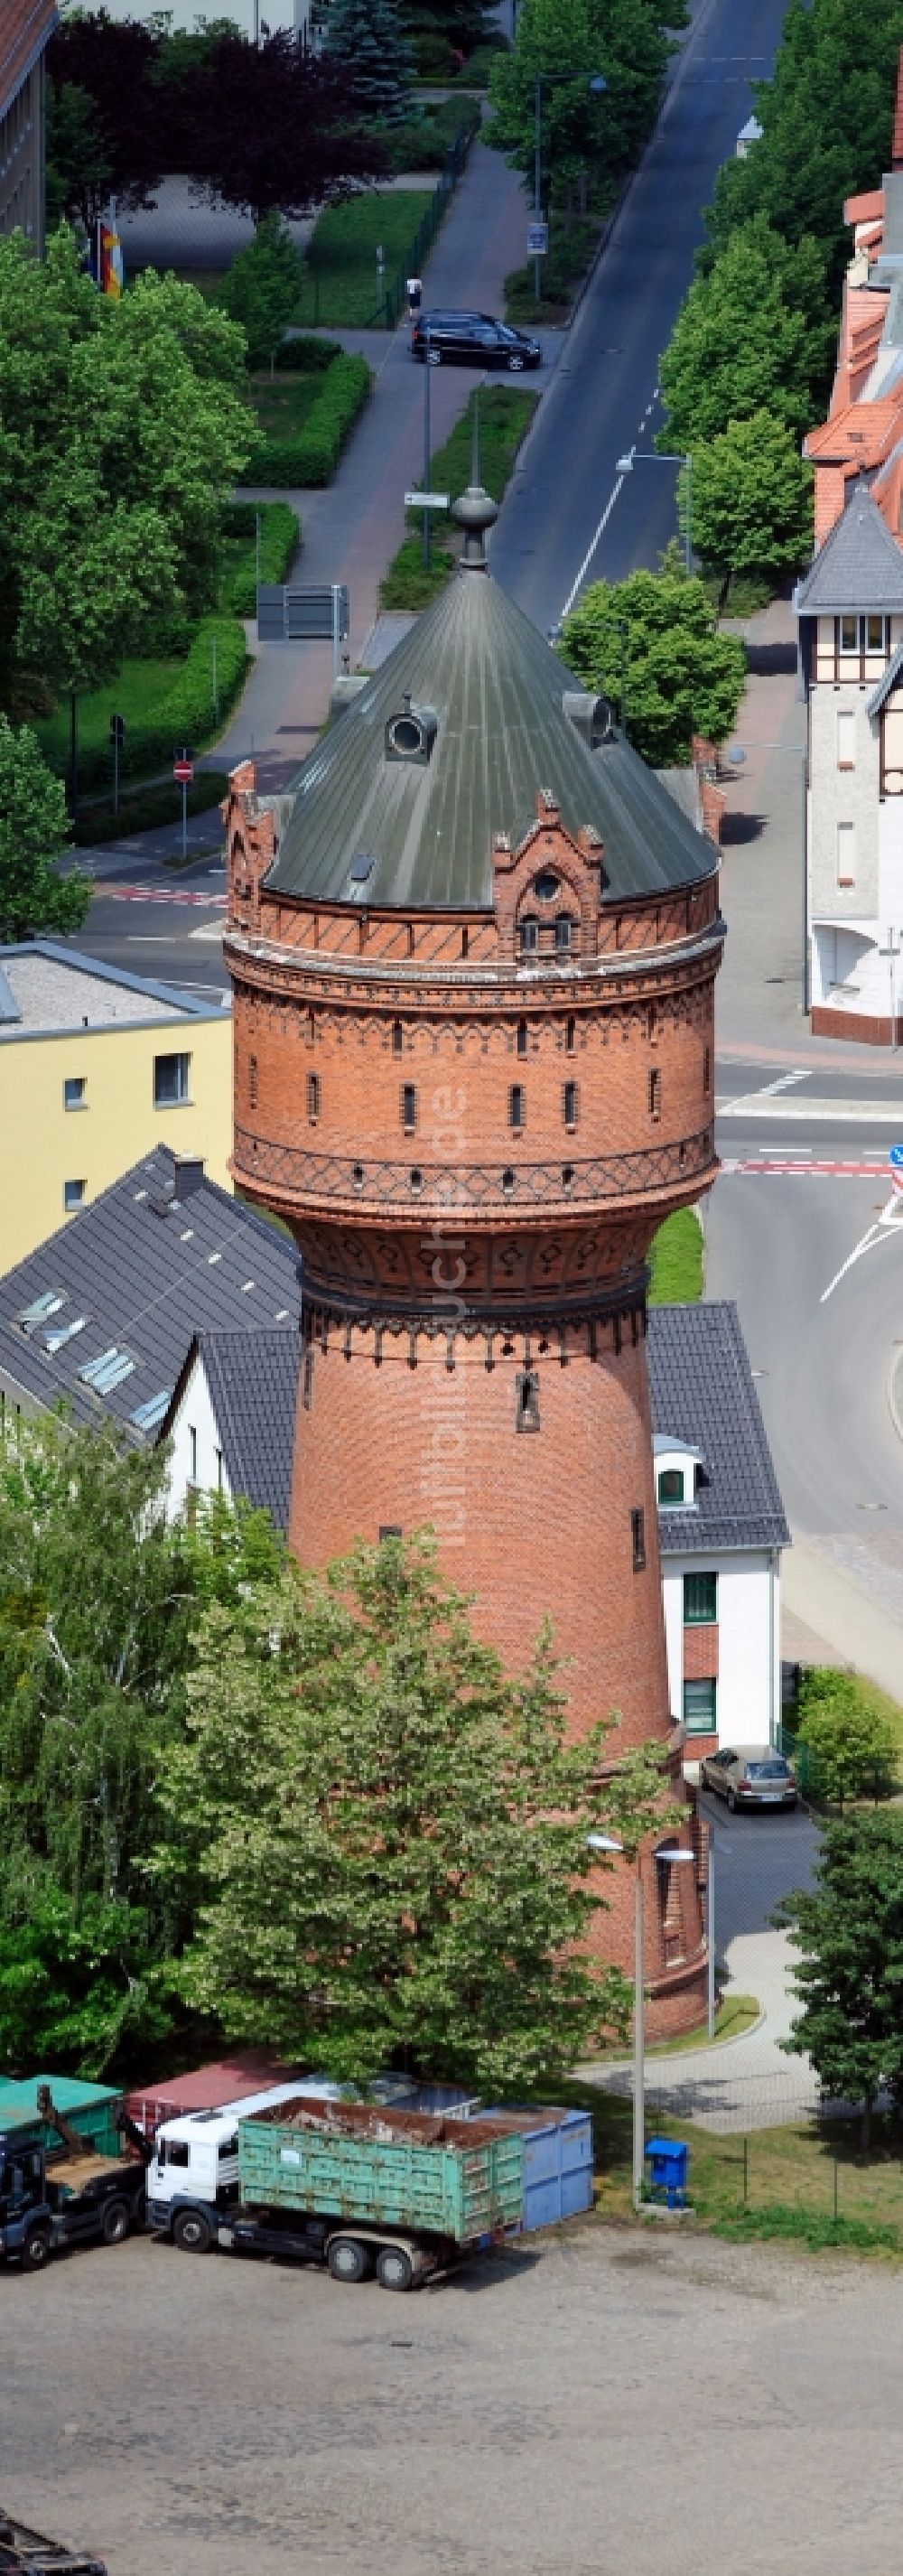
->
(559, 476), (626, 620)
(821, 1203), (903, 1302)
(718, 1096), (903, 1124)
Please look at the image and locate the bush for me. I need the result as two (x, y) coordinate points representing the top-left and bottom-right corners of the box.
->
(381, 385), (537, 609)
(242, 352), (371, 486)
(70, 619), (247, 794)
(277, 333), (344, 372)
(220, 500), (299, 613)
(73, 771), (230, 846)
(379, 535), (455, 610)
(796, 1670), (899, 1805)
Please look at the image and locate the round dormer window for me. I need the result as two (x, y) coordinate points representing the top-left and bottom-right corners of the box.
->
(389, 714), (423, 756)
(534, 871), (561, 901)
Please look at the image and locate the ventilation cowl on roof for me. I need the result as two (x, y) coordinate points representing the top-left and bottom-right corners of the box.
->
(385, 695), (438, 767)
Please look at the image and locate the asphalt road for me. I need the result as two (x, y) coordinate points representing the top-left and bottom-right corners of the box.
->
(489, 0), (791, 630)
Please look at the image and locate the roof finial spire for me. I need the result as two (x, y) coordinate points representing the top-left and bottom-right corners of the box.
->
(471, 386), (479, 489)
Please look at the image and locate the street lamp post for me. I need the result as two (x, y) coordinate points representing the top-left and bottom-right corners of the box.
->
(706, 1830), (716, 2041)
(617, 446), (692, 577)
(534, 71), (607, 304)
(588, 1834), (696, 2204)
(727, 740), (809, 1014)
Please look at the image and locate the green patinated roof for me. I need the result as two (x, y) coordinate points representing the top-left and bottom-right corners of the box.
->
(269, 527), (716, 911)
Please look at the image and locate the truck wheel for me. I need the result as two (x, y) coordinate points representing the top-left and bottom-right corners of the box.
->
(327, 2236), (372, 2284)
(172, 2208), (211, 2254)
(376, 2245), (414, 2292)
(23, 2226), (51, 2272)
(102, 2199), (130, 2246)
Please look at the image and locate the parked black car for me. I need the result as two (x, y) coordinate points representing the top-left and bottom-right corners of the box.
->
(411, 312), (542, 370)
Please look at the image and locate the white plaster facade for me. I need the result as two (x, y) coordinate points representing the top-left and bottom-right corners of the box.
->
(661, 1547), (782, 1752)
(807, 609), (903, 1027)
(164, 1350), (231, 1517)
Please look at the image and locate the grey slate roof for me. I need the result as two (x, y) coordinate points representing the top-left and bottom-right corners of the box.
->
(190, 1329), (298, 1529)
(867, 633), (903, 713)
(269, 548), (717, 911)
(795, 486), (903, 616)
(647, 1302), (789, 1556)
(0, 1145), (299, 1445)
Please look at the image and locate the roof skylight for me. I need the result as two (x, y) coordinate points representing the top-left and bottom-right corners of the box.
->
(79, 1348), (136, 1394)
(130, 1390), (172, 1432)
(18, 1292), (65, 1335)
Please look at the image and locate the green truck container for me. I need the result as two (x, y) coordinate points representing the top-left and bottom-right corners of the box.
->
(0, 2079), (123, 2161)
(237, 2097), (524, 2254)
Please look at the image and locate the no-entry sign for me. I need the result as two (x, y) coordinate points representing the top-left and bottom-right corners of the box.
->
(173, 757), (193, 784)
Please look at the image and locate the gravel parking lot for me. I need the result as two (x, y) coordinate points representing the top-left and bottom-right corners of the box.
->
(5, 2221), (903, 2576)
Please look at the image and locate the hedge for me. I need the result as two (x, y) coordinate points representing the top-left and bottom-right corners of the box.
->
(221, 500), (299, 614)
(277, 334), (343, 372)
(241, 351), (371, 487)
(72, 617), (248, 795)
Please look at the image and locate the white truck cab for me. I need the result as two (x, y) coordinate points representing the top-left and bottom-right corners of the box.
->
(146, 2079), (339, 2250)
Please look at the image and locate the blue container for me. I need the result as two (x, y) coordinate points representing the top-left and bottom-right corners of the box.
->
(646, 2136), (689, 2207)
(483, 2106), (594, 2230)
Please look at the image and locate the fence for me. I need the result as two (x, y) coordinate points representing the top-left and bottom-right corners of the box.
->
(684, 2098), (903, 2245)
(359, 128), (474, 330)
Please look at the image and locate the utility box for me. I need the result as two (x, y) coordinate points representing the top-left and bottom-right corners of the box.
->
(646, 2137), (689, 2207)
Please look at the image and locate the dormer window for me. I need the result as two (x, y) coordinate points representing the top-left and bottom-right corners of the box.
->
(519, 915), (539, 953)
(534, 872), (560, 901)
(654, 1437), (703, 1509)
(657, 1468), (685, 1506)
(385, 696), (438, 766)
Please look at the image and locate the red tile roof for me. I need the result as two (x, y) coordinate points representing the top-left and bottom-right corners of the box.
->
(844, 189), (886, 225)
(0, 0), (58, 116)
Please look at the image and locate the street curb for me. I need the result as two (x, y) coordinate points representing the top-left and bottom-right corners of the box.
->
(889, 1350), (903, 1447)
(577, 2002), (769, 2079)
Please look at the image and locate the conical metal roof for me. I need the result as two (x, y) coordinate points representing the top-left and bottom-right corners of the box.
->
(269, 508), (717, 912)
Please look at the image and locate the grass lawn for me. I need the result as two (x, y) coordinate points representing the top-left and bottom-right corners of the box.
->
(73, 770), (229, 847)
(380, 387), (538, 610)
(247, 370), (322, 442)
(546, 2080), (903, 2253)
(588, 1993), (759, 2066)
(647, 1207), (703, 1304)
(295, 191), (433, 326)
(36, 655), (183, 777)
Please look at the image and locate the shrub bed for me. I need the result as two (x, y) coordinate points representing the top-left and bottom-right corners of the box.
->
(379, 386), (537, 609)
(39, 617), (248, 796)
(220, 500), (299, 614)
(241, 352), (371, 487)
(73, 771), (230, 846)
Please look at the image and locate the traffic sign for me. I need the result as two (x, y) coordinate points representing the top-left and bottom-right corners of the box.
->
(526, 220), (549, 257)
(404, 490), (451, 510)
(172, 756), (193, 784)
(109, 713), (125, 744)
(890, 1143), (903, 1194)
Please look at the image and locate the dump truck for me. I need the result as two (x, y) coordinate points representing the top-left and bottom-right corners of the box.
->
(150, 2092), (526, 2289)
(0, 2080), (150, 2273)
(0, 2514), (106, 2576)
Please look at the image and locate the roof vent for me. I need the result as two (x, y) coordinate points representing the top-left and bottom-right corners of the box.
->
(348, 854), (376, 903)
(563, 691), (617, 747)
(385, 695), (438, 767)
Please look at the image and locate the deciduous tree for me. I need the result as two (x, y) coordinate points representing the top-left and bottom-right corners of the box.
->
(560, 566), (746, 767)
(688, 411), (814, 587)
(660, 219), (835, 453)
(777, 1813), (903, 2139)
(182, 33), (383, 220)
(0, 720), (90, 940)
(219, 216), (304, 371)
(154, 1534), (674, 2090)
(796, 1668), (898, 1806)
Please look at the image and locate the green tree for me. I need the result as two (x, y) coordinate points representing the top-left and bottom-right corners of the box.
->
(0, 1888), (176, 2079)
(560, 566), (746, 767)
(703, 0), (903, 302)
(489, 0), (674, 201)
(659, 219), (835, 453)
(219, 215), (304, 371)
(0, 719), (91, 940)
(0, 229), (251, 716)
(777, 1813), (903, 2139)
(688, 411), (814, 588)
(154, 1534), (674, 2091)
(325, 0), (416, 124)
(796, 1668), (898, 1805)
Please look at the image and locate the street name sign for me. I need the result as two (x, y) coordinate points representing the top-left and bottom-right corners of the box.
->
(404, 491), (451, 509)
(526, 220), (549, 256)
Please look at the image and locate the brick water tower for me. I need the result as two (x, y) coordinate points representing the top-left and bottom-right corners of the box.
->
(224, 485), (723, 2032)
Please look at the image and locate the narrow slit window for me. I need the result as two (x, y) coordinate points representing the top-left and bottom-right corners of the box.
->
(517, 1019), (528, 1057)
(508, 1084), (526, 1132)
(631, 1507), (646, 1573)
(649, 1068), (662, 1120)
(563, 1080), (578, 1129)
(248, 1052), (258, 1108)
(402, 1083), (417, 1133)
(836, 821), (856, 887)
(565, 1016), (576, 1054)
(392, 1020), (404, 1055)
(307, 1071), (321, 1121)
(703, 1044), (711, 1094)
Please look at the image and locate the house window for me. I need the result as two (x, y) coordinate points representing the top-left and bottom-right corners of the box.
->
(519, 915), (539, 953)
(836, 820), (856, 887)
(307, 1071), (321, 1122)
(683, 1677), (717, 1735)
(839, 615), (859, 656)
(631, 1507), (646, 1572)
(517, 1019), (528, 1057)
(248, 1053), (258, 1108)
(836, 709), (856, 770)
(866, 614), (886, 654)
(649, 1068), (661, 1120)
(657, 1467), (684, 1506)
(189, 1425), (198, 1485)
(154, 1051), (191, 1107)
(563, 1080), (578, 1129)
(401, 1083), (417, 1132)
(63, 1179), (85, 1212)
(63, 1077), (86, 1111)
(392, 1021), (404, 1054)
(684, 1570), (717, 1624)
(554, 916), (575, 952)
(508, 1083), (526, 1132)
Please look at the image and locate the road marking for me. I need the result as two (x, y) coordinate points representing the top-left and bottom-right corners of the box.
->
(558, 476), (626, 621)
(718, 1094), (903, 1124)
(821, 1196), (903, 1302)
(101, 885), (227, 908)
(721, 1158), (890, 1178)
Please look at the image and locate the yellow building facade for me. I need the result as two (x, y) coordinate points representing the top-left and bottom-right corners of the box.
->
(0, 944), (232, 1274)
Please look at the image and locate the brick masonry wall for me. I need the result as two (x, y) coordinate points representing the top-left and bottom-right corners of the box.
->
(812, 1003), (903, 1043)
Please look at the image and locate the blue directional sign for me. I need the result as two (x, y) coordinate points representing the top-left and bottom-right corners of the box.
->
(890, 1143), (903, 1193)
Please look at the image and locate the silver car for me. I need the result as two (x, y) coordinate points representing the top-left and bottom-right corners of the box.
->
(700, 1746), (797, 1812)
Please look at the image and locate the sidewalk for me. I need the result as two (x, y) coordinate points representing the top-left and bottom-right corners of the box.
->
(211, 140), (541, 791)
